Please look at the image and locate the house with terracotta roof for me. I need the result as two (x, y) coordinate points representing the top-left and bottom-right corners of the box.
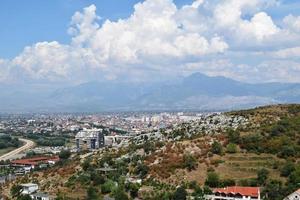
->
(284, 188), (300, 200)
(206, 186), (260, 200)
(11, 156), (60, 173)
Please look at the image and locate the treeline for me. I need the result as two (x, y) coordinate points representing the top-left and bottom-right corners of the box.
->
(0, 135), (21, 149)
(222, 106), (300, 199)
(25, 133), (68, 147)
(227, 114), (300, 158)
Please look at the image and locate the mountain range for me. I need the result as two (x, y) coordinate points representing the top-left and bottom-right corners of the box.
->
(1, 73), (300, 113)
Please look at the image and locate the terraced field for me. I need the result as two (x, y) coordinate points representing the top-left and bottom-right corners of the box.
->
(215, 153), (285, 181)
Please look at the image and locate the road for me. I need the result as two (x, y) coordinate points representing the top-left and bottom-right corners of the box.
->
(0, 138), (35, 161)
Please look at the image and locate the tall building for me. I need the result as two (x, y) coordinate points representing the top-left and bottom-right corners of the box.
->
(75, 128), (104, 151)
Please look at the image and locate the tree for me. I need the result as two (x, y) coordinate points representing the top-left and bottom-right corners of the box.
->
(17, 195), (32, 200)
(183, 154), (198, 171)
(211, 141), (223, 155)
(278, 146), (296, 158)
(226, 143), (237, 153)
(91, 172), (105, 185)
(135, 163), (149, 179)
(262, 179), (284, 200)
(125, 183), (139, 198)
(205, 172), (220, 188)
(101, 180), (116, 194)
(10, 184), (22, 198)
(227, 129), (240, 144)
(87, 187), (99, 200)
(114, 187), (129, 200)
(59, 150), (71, 160)
(257, 168), (269, 186)
(173, 187), (187, 200)
(281, 162), (295, 177)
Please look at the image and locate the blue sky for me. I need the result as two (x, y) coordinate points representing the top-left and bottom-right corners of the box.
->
(1, 0), (300, 84)
(0, 0), (195, 58)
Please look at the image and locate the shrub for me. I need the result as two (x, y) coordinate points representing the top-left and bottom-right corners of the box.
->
(257, 168), (269, 186)
(101, 180), (116, 194)
(211, 141), (223, 155)
(205, 172), (220, 188)
(59, 150), (71, 160)
(226, 143), (237, 154)
(173, 186), (187, 200)
(183, 154), (198, 171)
(281, 162), (295, 177)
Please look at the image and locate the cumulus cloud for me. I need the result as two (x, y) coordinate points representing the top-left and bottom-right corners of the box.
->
(283, 15), (300, 33)
(1, 0), (300, 84)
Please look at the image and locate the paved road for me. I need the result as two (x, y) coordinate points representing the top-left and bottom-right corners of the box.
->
(0, 138), (35, 161)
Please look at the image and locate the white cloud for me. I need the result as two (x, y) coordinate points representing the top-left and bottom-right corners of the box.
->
(283, 14), (300, 33)
(1, 0), (300, 84)
(270, 47), (300, 59)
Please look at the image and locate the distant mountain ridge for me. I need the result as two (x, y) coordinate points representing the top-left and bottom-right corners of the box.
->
(1, 73), (300, 113)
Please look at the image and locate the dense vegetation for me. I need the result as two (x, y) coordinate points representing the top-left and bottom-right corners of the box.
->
(0, 134), (22, 149)
(24, 133), (69, 146)
(225, 105), (300, 199)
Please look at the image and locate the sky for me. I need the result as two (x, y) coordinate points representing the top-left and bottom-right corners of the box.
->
(1, 0), (300, 85)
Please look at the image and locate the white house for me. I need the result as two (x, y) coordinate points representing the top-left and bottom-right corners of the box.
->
(284, 189), (300, 200)
(30, 192), (51, 200)
(20, 183), (39, 195)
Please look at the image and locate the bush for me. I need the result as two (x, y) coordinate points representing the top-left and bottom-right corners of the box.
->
(281, 162), (295, 177)
(220, 179), (235, 187)
(227, 129), (240, 144)
(173, 186), (187, 200)
(257, 168), (269, 186)
(113, 187), (129, 200)
(211, 141), (223, 155)
(205, 172), (220, 188)
(226, 143), (237, 154)
(183, 154), (198, 171)
(87, 187), (99, 200)
(278, 146), (296, 158)
(59, 150), (71, 160)
(135, 163), (149, 179)
(101, 180), (116, 194)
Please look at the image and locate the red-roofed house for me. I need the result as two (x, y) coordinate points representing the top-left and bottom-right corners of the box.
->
(206, 186), (260, 200)
(284, 188), (300, 200)
(11, 156), (60, 173)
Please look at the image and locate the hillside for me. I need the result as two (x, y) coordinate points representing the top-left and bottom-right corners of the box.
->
(1, 73), (300, 112)
(3, 104), (300, 200)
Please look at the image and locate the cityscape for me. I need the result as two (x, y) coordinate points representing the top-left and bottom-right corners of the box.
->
(1, 0), (300, 200)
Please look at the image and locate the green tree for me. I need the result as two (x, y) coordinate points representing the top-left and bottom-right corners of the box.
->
(262, 180), (284, 200)
(205, 172), (220, 188)
(114, 187), (129, 200)
(101, 180), (116, 194)
(17, 195), (32, 200)
(211, 141), (223, 155)
(173, 187), (187, 200)
(59, 150), (71, 160)
(281, 162), (295, 177)
(135, 163), (149, 179)
(257, 168), (269, 186)
(10, 184), (22, 198)
(183, 154), (198, 171)
(87, 186), (99, 200)
(227, 129), (240, 144)
(226, 143), (237, 153)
